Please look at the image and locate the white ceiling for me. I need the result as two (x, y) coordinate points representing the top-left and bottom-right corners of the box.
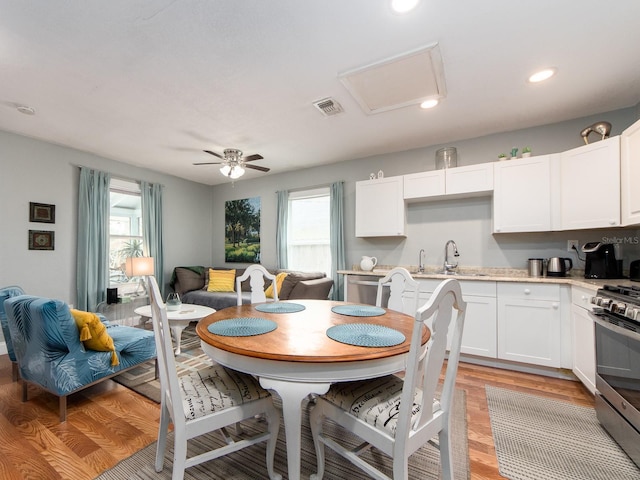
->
(2, 1), (640, 186)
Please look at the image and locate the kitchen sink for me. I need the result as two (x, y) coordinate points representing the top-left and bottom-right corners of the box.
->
(435, 271), (488, 277)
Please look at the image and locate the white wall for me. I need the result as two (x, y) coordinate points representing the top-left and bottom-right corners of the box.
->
(0, 130), (214, 350)
(210, 107), (640, 272)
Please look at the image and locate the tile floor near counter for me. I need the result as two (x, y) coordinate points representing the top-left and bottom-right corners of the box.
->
(0, 353), (594, 479)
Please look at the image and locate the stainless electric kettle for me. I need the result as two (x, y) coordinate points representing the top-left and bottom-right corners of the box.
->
(546, 257), (573, 277)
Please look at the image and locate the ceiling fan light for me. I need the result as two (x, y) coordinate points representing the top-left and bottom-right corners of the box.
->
(220, 165), (231, 176)
(229, 165), (245, 179)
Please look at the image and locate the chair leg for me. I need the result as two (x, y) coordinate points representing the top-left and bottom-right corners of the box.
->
(439, 423), (454, 480)
(155, 404), (171, 472)
(22, 381), (28, 402)
(11, 361), (19, 382)
(59, 396), (67, 422)
(172, 428), (188, 480)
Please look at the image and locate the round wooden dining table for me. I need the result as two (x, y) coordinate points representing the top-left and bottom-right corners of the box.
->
(196, 299), (429, 480)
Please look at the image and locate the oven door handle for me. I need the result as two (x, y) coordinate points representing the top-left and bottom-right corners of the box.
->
(590, 311), (640, 341)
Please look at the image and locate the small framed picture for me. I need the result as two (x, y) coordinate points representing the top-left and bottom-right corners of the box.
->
(29, 230), (55, 250)
(29, 202), (55, 223)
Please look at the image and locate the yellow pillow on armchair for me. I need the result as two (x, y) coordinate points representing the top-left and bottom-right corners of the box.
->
(71, 309), (119, 366)
(207, 268), (236, 292)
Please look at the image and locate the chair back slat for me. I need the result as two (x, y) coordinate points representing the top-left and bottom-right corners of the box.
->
(236, 265), (278, 305)
(375, 267), (419, 314)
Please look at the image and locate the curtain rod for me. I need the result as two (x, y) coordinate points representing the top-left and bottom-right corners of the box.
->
(71, 163), (165, 188)
(276, 181), (340, 194)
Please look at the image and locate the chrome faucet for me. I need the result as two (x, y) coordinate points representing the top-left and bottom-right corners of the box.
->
(418, 249), (425, 273)
(443, 240), (459, 274)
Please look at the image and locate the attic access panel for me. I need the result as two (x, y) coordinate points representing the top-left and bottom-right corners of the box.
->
(339, 43), (446, 115)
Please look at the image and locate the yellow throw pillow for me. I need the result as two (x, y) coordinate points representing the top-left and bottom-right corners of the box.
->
(71, 309), (119, 366)
(207, 268), (236, 292)
(265, 272), (288, 298)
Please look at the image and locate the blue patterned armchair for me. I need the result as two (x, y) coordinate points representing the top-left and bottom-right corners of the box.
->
(0, 285), (25, 381)
(4, 294), (156, 421)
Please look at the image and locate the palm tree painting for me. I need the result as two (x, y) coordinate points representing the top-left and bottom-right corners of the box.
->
(225, 197), (261, 263)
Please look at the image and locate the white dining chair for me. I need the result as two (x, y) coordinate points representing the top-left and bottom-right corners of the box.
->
(375, 266), (419, 314)
(236, 264), (278, 305)
(310, 278), (466, 480)
(147, 276), (282, 480)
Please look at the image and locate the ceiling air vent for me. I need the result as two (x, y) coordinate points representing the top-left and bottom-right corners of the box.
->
(313, 97), (344, 117)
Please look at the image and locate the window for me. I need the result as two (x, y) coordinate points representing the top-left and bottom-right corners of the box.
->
(109, 179), (143, 292)
(287, 187), (331, 274)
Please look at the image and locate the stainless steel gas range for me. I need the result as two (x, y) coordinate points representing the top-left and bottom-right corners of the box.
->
(590, 284), (640, 467)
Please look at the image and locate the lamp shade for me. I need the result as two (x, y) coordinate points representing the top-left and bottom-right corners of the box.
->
(124, 257), (155, 277)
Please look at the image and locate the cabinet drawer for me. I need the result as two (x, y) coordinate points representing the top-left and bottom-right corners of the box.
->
(498, 282), (560, 301)
(416, 279), (496, 297)
(571, 285), (597, 310)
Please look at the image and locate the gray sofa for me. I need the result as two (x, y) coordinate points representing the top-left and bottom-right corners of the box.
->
(170, 266), (334, 310)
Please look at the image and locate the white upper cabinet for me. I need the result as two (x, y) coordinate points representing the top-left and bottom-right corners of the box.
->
(558, 136), (620, 230)
(403, 170), (445, 200)
(355, 176), (406, 237)
(621, 118), (640, 226)
(493, 155), (557, 233)
(403, 163), (493, 202)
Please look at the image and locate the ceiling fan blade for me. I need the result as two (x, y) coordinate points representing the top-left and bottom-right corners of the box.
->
(193, 162), (223, 165)
(243, 154), (264, 162)
(245, 164), (270, 172)
(203, 150), (224, 159)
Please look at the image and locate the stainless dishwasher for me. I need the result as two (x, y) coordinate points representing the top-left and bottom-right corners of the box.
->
(345, 274), (386, 306)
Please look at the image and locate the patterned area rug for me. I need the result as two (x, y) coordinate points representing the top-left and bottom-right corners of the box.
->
(113, 324), (208, 403)
(486, 385), (640, 480)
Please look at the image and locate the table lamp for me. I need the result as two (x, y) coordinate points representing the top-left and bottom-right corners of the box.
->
(124, 257), (155, 296)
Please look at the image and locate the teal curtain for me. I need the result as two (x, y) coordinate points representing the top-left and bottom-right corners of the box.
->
(141, 181), (164, 294)
(76, 167), (111, 311)
(330, 182), (346, 300)
(275, 190), (289, 269)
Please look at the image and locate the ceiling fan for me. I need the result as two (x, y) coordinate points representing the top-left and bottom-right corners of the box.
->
(193, 148), (270, 179)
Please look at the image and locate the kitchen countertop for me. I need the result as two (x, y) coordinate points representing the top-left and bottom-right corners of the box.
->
(338, 266), (638, 290)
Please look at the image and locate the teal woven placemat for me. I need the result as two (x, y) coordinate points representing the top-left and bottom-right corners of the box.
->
(207, 317), (277, 337)
(254, 302), (306, 313)
(326, 323), (405, 347)
(331, 305), (386, 317)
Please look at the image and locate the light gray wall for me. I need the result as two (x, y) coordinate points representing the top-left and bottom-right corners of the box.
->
(0, 130), (213, 306)
(210, 107), (640, 272)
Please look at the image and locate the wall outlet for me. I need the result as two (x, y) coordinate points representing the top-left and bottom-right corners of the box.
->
(567, 240), (579, 252)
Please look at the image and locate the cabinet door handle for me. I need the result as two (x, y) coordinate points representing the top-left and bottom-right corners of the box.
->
(524, 288), (531, 295)
(552, 303), (559, 309)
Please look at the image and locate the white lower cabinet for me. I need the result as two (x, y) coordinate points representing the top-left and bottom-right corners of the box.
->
(408, 280), (497, 358)
(497, 283), (562, 368)
(571, 286), (597, 394)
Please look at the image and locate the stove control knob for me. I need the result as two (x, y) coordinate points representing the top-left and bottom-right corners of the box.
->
(612, 303), (627, 315)
(600, 298), (612, 308)
(627, 308), (640, 321)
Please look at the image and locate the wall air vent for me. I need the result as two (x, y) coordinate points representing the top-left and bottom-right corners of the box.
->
(313, 97), (344, 117)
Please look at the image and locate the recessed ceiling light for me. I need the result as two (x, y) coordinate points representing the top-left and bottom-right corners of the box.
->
(391, 0), (420, 14)
(420, 99), (439, 109)
(528, 68), (557, 83)
(16, 104), (36, 115)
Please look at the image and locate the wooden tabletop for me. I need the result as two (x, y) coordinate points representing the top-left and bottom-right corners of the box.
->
(196, 299), (429, 363)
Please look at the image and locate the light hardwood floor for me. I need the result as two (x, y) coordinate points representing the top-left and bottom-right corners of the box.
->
(0, 354), (594, 479)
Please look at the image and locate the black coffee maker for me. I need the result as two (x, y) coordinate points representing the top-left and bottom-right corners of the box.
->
(582, 242), (622, 279)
